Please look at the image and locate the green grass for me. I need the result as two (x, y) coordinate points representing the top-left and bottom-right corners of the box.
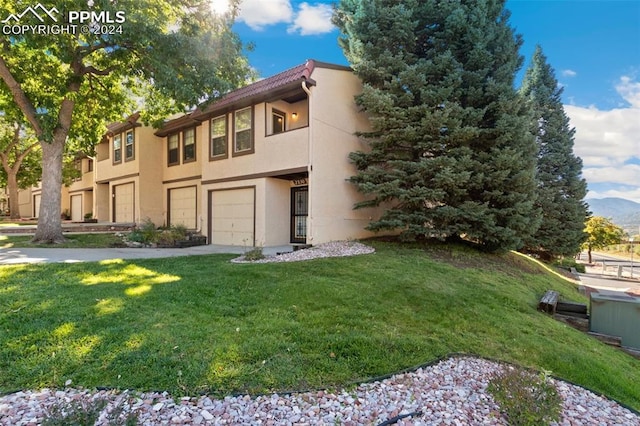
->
(0, 233), (124, 248)
(0, 220), (38, 227)
(1, 241), (638, 410)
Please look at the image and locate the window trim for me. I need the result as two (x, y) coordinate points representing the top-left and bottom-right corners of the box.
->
(182, 127), (197, 163)
(168, 133), (180, 167)
(124, 129), (135, 162)
(209, 115), (228, 161)
(113, 134), (122, 164)
(232, 106), (254, 157)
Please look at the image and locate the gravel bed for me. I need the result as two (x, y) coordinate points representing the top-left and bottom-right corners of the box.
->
(1, 357), (638, 425)
(232, 241), (375, 263)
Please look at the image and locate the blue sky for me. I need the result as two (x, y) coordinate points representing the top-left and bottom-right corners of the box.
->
(213, 0), (640, 203)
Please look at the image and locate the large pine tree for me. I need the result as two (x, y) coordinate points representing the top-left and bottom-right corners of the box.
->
(520, 46), (589, 258)
(334, 0), (540, 251)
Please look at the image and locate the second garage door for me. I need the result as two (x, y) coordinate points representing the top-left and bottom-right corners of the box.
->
(210, 188), (255, 246)
(169, 186), (197, 229)
(114, 183), (134, 223)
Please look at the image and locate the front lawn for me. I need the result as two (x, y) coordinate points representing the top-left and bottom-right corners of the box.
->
(0, 233), (124, 248)
(1, 241), (638, 410)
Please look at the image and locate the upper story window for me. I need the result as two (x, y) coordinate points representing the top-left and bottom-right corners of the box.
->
(125, 130), (135, 161)
(183, 128), (196, 162)
(272, 109), (286, 134)
(87, 158), (94, 172)
(233, 107), (253, 155)
(168, 134), (179, 166)
(113, 135), (122, 164)
(73, 160), (82, 182)
(210, 116), (227, 160)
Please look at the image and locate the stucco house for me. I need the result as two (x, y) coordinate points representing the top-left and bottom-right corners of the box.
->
(16, 60), (385, 247)
(94, 113), (164, 225)
(177, 59), (383, 247)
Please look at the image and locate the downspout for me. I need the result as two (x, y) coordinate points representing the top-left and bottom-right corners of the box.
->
(302, 80), (313, 244)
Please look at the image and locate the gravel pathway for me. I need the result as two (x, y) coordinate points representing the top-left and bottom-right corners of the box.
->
(232, 241), (375, 263)
(1, 357), (638, 425)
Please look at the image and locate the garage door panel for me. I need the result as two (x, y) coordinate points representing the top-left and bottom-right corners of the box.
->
(114, 183), (134, 223)
(169, 187), (197, 229)
(211, 188), (254, 246)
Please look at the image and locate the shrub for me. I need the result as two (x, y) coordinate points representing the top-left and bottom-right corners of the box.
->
(553, 258), (585, 273)
(42, 397), (138, 426)
(244, 246), (265, 261)
(127, 219), (159, 244)
(487, 367), (562, 426)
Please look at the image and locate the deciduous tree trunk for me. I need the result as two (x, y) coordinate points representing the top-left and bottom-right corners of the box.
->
(6, 172), (20, 220)
(33, 137), (65, 243)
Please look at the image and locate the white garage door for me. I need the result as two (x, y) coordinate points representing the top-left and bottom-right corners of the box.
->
(33, 194), (41, 218)
(70, 194), (82, 222)
(211, 188), (255, 246)
(114, 183), (134, 223)
(169, 187), (197, 229)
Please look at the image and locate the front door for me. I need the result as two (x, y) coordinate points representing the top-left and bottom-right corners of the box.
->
(291, 186), (308, 244)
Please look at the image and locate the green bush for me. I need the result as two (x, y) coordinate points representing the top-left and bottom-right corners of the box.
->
(244, 246), (265, 261)
(488, 367), (562, 426)
(553, 258), (585, 273)
(42, 397), (137, 426)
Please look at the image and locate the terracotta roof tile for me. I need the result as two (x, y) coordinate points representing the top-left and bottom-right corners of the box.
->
(190, 59), (317, 121)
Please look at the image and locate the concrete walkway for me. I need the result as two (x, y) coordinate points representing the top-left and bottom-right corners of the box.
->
(0, 244), (292, 265)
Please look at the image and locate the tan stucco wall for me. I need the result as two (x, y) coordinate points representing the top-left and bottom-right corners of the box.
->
(136, 127), (164, 225)
(307, 67), (384, 245)
(264, 178), (293, 246)
(94, 183), (109, 221)
(200, 103), (309, 182)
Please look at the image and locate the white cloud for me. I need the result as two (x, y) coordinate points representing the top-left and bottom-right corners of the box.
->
(564, 74), (640, 203)
(565, 104), (640, 168)
(236, 0), (293, 30)
(287, 3), (334, 35)
(616, 75), (640, 108)
(561, 69), (577, 77)
(583, 164), (640, 185)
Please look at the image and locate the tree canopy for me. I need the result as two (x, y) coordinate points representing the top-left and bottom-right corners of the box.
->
(519, 45), (589, 258)
(333, 0), (540, 251)
(0, 117), (41, 219)
(582, 216), (625, 263)
(0, 0), (250, 241)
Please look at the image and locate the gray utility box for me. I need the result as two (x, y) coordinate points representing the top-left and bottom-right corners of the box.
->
(590, 293), (640, 350)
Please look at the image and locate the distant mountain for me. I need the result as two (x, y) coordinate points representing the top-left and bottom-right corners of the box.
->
(586, 198), (640, 236)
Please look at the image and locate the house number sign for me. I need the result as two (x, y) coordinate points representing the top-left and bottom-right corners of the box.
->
(292, 178), (308, 186)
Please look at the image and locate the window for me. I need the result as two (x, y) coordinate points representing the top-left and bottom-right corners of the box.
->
(234, 107), (253, 154)
(113, 135), (122, 163)
(87, 159), (94, 172)
(272, 109), (286, 134)
(168, 134), (179, 166)
(183, 128), (196, 162)
(125, 130), (134, 161)
(73, 160), (82, 182)
(210, 116), (227, 159)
